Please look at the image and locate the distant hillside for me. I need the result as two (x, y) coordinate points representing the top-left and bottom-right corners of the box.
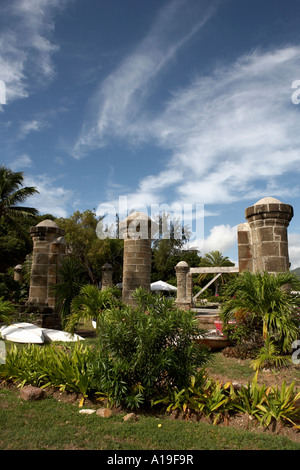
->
(291, 267), (300, 278)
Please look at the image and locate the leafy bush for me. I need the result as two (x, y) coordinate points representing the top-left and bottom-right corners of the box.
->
(0, 296), (17, 324)
(65, 284), (122, 333)
(232, 371), (300, 429)
(93, 289), (211, 409)
(0, 343), (98, 400)
(220, 271), (300, 357)
(250, 337), (292, 371)
(0, 273), (26, 303)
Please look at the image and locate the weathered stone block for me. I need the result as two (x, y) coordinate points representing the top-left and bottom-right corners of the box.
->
(264, 257), (287, 273)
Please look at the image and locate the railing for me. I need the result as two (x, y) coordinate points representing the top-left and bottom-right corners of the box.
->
(190, 267), (239, 302)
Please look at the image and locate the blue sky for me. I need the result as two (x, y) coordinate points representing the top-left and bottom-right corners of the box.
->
(1, 0), (300, 267)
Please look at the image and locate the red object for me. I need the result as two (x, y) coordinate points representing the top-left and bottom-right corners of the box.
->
(214, 320), (223, 335)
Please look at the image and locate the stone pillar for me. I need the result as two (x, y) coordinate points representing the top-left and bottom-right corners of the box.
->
(120, 212), (158, 307)
(237, 223), (253, 272)
(101, 262), (113, 290)
(175, 261), (191, 309)
(13, 264), (23, 283)
(238, 197), (293, 274)
(27, 220), (66, 327)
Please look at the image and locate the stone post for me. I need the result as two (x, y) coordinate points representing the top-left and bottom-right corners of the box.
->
(238, 197), (293, 273)
(120, 212), (158, 307)
(13, 264), (23, 283)
(101, 262), (113, 290)
(175, 261), (191, 309)
(237, 223), (253, 272)
(27, 219), (66, 328)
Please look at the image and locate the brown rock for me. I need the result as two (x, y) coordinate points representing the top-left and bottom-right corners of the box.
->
(20, 385), (45, 401)
(96, 408), (114, 418)
(123, 412), (138, 422)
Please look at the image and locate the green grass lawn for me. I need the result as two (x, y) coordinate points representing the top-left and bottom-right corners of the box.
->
(1, 387), (300, 450)
(207, 351), (300, 389)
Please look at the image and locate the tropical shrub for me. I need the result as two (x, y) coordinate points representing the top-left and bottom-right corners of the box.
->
(0, 343), (99, 401)
(220, 271), (300, 355)
(250, 337), (292, 371)
(0, 296), (17, 324)
(65, 284), (122, 333)
(93, 289), (211, 409)
(50, 256), (87, 327)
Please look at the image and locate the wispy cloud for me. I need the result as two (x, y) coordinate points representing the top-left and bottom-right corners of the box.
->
(73, 0), (300, 211)
(148, 46), (300, 205)
(113, 44), (300, 207)
(10, 153), (33, 171)
(18, 119), (45, 139)
(72, 0), (218, 158)
(23, 173), (74, 218)
(0, 0), (71, 104)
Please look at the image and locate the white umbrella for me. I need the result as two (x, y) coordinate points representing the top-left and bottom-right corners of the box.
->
(150, 280), (177, 292)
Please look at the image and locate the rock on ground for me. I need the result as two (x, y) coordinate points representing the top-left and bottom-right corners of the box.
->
(20, 385), (45, 401)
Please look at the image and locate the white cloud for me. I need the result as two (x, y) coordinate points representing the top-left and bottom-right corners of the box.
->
(72, 0), (217, 158)
(186, 224), (238, 257)
(149, 45), (300, 205)
(288, 233), (300, 270)
(23, 174), (73, 218)
(10, 154), (33, 170)
(18, 119), (44, 139)
(0, 0), (71, 104)
(74, 2), (300, 210)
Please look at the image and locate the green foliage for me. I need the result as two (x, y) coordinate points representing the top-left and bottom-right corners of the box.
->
(65, 284), (122, 334)
(0, 296), (17, 324)
(232, 371), (271, 425)
(152, 369), (207, 413)
(256, 380), (300, 429)
(93, 289), (211, 408)
(0, 343), (98, 398)
(233, 372), (300, 429)
(0, 166), (39, 249)
(221, 270), (300, 354)
(2, 340), (300, 429)
(251, 337), (292, 371)
(50, 257), (87, 327)
(56, 210), (123, 284)
(0, 273), (26, 303)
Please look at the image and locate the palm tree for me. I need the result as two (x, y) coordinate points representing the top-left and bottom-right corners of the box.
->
(0, 166), (39, 242)
(220, 270), (300, 353)
(50, 257), (86, 328)
(197, 250), (235, 295)
(65, 284), (122, 334)
(0, 296), (17, 325)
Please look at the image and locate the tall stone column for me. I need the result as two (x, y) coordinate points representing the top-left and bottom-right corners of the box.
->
(175, 261), (191, 309)
(120, 212), (157, 307)
(27, 219), (66, 327)
(238, 197), (293, 273)
(101, 262), (113, 290)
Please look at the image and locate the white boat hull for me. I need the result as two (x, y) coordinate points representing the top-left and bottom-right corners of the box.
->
(0, 323), (84, 344)
(0, 322), (44, 344)
(41, 328), (84, 342)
